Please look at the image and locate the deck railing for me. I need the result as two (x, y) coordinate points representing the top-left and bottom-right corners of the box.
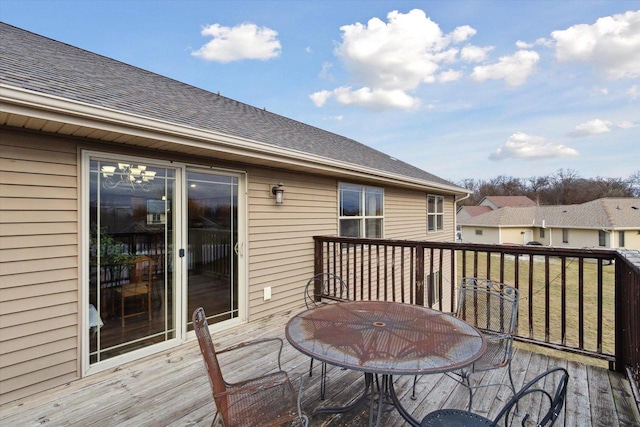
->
(313, 236), (640, 396)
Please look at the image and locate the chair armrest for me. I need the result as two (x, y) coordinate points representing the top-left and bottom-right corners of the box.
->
(216, 337), (285, 370)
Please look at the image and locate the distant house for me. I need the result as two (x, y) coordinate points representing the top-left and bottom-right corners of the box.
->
(458, 198), (640, 249)
(457, 195), (536, 222)
(478, 195), (538, 210)
(0, 23), (470, 405)
(456, 195), (537, 240)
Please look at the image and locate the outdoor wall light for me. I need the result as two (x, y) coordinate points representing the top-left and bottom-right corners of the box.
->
(272, 181), (285, 205)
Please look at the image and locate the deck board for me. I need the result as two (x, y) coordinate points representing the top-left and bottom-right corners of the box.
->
(1, 307), (638, 426)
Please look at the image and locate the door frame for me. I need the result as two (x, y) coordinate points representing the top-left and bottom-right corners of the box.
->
(182, 166), (248, 340)
(80, 151), (248, 376)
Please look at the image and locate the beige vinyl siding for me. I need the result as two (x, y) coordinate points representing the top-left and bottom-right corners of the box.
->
(385, 187), (427, 239)
(0, 128), (80, 405)
(246, 168), (337, 319)
(501, 228), (530, 245)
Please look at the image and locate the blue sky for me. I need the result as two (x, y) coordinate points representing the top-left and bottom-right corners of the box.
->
(2, 1), (639, 183)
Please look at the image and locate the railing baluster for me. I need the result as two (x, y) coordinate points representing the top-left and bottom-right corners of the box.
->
(528, 254), (534, 339)
(579, 258), (584, 350)
(561, 256), (567, 346)
(597, 259), (603, 354)
(545, 255), (550, 343)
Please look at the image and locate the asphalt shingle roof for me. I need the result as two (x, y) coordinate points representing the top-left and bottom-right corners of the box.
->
(458, 198), (640, 229)
(0, 22), (459, 190)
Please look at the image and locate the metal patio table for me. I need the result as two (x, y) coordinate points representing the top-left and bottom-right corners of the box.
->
(285, 300), (486, 427)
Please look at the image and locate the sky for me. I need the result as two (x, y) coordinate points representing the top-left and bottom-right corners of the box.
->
(2, 1), (639, 184)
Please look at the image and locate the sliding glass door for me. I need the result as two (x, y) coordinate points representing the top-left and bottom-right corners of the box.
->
(88, 157), (176, 364)
(186, 170), (239, 329)
(87, 156), (243, 368)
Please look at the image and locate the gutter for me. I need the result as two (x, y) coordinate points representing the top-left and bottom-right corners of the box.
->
(0, 84), (468, 195)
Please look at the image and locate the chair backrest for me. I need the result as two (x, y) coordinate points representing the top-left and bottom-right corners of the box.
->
(456, 277), (519, 336)
(192, 307), (230, 424)
(130, 255), (153, 287)
(304, 272), (350, 308)
(493, 367), (569, 426)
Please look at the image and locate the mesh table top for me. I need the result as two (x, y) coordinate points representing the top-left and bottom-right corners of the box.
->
(286, 301), (486, 376)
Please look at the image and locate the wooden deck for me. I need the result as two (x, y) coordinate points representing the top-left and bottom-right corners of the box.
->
(2, 307), (639, 427)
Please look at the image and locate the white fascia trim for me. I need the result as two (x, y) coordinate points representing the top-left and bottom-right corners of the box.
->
(0, 85), (467, 194)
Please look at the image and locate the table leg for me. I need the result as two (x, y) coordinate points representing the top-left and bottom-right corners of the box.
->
(388, 375), (421, 427)
(314, 372), (373, 415)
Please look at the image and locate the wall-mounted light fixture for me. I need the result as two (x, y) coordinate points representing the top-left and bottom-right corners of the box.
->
(272, 181), (285, 205)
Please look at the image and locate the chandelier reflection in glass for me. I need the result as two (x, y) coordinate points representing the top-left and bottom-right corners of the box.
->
(101, 163), (156, 191)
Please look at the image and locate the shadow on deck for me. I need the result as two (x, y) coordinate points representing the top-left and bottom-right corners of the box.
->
(1, 307), (638, 426)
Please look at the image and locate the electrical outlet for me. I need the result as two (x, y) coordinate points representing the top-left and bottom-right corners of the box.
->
(263, 287), (272, 301)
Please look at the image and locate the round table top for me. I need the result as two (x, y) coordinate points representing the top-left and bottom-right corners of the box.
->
(286, 301), (486, 375)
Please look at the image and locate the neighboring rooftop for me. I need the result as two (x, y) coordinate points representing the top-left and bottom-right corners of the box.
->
(458, 198), (640, 229)
(0, 22), (461, 191)
(480, 195), (538, 209)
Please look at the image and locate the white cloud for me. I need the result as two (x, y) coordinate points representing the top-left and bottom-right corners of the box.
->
(318, 61), (333, 80)
(460, 45), (494, 62)
(437, 69), (463, 83)
(515, 40), (533, 49)
(309, 90), (333, 107)
(551, 10), (640, 79)
(311, 87), (421, 111)
(471, 50), (540, 87)
(490, 132), (579, 160)
(568, 119), (612, 137)
(192, 23), (281, 62)
(628, 84), (640, 100)
(312, 9), (489, 110)
(323, 115), (344, 121)
(516, 38), (553, 49)
(616, 120), (637, 129)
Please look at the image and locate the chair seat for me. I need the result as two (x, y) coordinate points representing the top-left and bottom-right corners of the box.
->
(218, 370), (300, 427)
(460, 335), (509, 374)
(117, 283), (149, 298)
(421, 409), (495, 427)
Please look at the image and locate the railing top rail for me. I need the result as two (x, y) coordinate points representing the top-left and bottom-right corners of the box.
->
(313, 236), (618, 259)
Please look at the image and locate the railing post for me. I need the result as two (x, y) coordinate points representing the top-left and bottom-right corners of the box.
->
(314, 238), (323, 277)
(615, 254), (624, 373)
(415, 245), (424, 306)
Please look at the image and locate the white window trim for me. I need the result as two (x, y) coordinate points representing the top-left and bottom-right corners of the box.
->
(427, 194), (444, 233)
(338, 183), (384, 238)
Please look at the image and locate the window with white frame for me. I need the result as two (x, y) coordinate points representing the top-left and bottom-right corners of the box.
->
(619, 231), (625, 247)
(427, 195), (444, 232)
(598, 230), (606, 247)
(339, 183), (383, 238)
(426, 271), (441, 307)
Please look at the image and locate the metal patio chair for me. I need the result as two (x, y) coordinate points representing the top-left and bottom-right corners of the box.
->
(421, 367), (569, 426)
(304, 272), (351, 400)
(192, 307), (308, 427)
(413, 277), (520, 410)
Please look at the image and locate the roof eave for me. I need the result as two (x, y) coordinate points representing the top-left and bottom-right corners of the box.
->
(0, 84), (468, 195)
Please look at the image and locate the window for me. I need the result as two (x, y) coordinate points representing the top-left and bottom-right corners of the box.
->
(562, 229), (569, 243)
(427, 195), (444, 232)
(475, 229), (483, 236)
(599, 230), (606, 247)
(339, 183), (383, 238)
(426, 271), (441, 307)
(619, 231), (625, 247)
(539, 228), (545, 238)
